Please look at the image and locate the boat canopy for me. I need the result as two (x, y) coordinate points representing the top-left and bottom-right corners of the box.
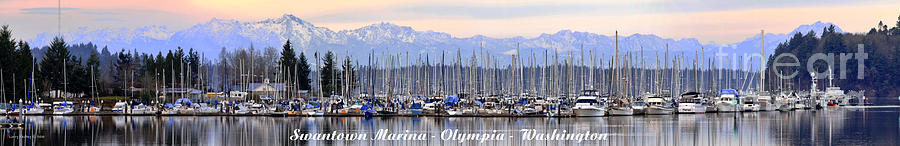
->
(719, 89), (739, 97)
(175, 98), (193, 105)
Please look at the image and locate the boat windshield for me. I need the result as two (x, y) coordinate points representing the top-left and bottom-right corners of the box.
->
(633, 102), (646, 106)
(575, 99), (598, 104)
(678, 98), (700, 103)
(427, 99), (443, 103)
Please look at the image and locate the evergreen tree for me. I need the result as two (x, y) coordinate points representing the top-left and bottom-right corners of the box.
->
(14, 40), (33, 101)
(893, 14), (900, 35)
(70, 56), (90, 94)
(187, 48), (200, 87)
(320, 51), (341, 96)
(297, 52), (312, 91)
(0, 25), (14, 69)
(0, 25), (14, 101)
(40, 37), (71, 98)
(218, 47), (229, 91)
(114, 50), (133, 96)
(279, 40), (298, 92)
(87, 51), (101, 77)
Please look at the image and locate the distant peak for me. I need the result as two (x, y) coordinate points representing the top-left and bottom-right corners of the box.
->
(280, 14), (300, 21)
(205, 17), (239, 24)
(358, 22), (412, 31)
(367, 22), (402, 28)
(259, 14), (311, 25)
(790, 21), (843, 35)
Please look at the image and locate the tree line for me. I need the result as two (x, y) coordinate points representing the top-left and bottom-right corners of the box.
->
(0, 25), (359, 103)
(766, 13), (900, 97)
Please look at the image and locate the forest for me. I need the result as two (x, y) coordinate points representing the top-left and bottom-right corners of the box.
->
(765, 14), (900, 97)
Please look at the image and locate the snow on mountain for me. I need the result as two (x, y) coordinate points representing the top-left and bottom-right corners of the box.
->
(27, 14), (842, 64)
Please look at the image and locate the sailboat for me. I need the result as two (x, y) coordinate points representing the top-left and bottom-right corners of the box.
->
(608, 96), (634, 116)
(776, 91), (795, 111)
(757, 91), (775, 111)
(24, 58), (44, 115)
(54, 56), (75, 115)
(645, 93), (674, 115)
(51, 101), (74, 114)
(86, 68), (101, 113)
(755, 30), (774, 112)
(606, 31), (633, 116)
(23, 103), (44, 115)
(129, 102), (157, 115)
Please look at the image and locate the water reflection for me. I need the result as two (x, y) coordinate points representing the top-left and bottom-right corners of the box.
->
(2, 108), (899, 145)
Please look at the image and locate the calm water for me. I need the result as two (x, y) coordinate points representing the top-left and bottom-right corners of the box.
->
(1, 108), (899, 146)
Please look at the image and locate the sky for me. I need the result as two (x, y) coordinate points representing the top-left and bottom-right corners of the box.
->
(1, 0), (899, 44)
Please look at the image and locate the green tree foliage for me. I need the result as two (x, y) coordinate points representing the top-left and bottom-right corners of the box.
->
(297, 52), (312, 91)
(0, 25), (36, 101)
(320, 51), (341, 96)
(0, 25), (18, 102)
(279, 40), (299, 91)
(39, 37), (71, 97)
(114, 50), (134, 96)
(14, 40), (33, 99)
(767, 14), (900, 97)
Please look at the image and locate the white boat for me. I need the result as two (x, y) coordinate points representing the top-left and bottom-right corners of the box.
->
(130, 104), (157, 115)
(608, 97), (634, 116)
(249, 103), (270, 114)
(632, 100), (647, 115)
(757, 92), (775, 111)
(196, 103), (220, 114)
(645, 95), (674, 115)
(794, 99), (808, 109)
(573, 90), (607, 117)
(824, 87), (848, 106)
(423, 96), (444, 113)
(522, 105), (539, 115)
(775, 91), (795, 111)
(52, 101), (75, 115)
(715, 89), (740, 112)
(304, 109), (324, 116)
(24, 105), (45, 115)
(608, 107), (634, 116)
(741, 95), (760, 112)
(111, 101), (128, 112)
(677, 92), (706, 114)
(447, 108), (463, 115)
(462, 107), (477, 115)
(234, 104), (251, 114)
(86, 106), (101, 113)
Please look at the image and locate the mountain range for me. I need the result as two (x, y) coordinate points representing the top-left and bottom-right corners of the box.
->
(28, 14), (843, 65)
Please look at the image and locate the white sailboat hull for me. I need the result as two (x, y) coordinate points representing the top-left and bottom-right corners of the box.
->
(677, 103), (706, 114)
(24, 108), (44, 115)
(608, 108), (634, 116)
(53, 108), (74, 115)
(646, 106), (674, 115)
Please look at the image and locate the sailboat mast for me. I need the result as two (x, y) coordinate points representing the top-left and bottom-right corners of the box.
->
(760, 30), (765, 92)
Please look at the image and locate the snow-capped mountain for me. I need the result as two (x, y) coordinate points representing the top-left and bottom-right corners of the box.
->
(28, 14), (842, 64)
